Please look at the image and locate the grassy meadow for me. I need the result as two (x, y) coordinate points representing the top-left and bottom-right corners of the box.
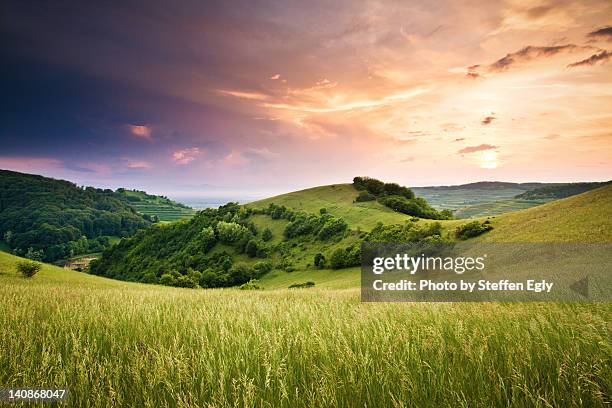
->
(0, 251), (610, 407)
(1, 186), (611, 407)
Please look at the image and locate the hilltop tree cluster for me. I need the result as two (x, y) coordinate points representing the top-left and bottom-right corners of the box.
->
(259, 204), (348, 241)
(353, 177), (453, 220)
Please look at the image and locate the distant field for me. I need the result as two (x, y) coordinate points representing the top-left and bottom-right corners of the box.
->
(117, 189), (195, 221)
(0, 251), (609, 407)
(412, 186), (528, 209)
(453, 198), (552, 218)
(412, 187), (553, 218)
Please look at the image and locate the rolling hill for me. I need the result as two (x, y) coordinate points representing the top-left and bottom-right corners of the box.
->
(260, 184), (612, 288)
(248, 183), (414, 230)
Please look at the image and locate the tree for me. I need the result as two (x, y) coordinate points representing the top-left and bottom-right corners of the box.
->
(245, 239), (259, 257)
(216, 221), (250, 243)
(25, 247), (44, 261)
(3, 230), (13, 243)
(329, 248), (347, 269)
(261, 228), (273, 242)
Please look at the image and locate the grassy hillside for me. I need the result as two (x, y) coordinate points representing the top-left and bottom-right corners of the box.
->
(483, 184), (612, 242)
(249, 183), (551, 223)
(260, 185), (612, 289)
(1, 251), (609, 407)
(249, 184), (419, 230)
(116, 189), (195, 222)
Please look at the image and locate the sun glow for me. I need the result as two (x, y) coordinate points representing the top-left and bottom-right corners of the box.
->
(480, 150), (499, 169)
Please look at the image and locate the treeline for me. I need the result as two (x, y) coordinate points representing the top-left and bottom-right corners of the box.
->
(0, 170), (151, 261)
(90, 201), (351, 288)
(353, 177), (453, 220)
(91, 203), (270, 288)
(515, 181), (611, 200)
(258, 204), (348, 240)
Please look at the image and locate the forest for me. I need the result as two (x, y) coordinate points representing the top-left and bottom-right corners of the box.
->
(0, 170), (151, 261)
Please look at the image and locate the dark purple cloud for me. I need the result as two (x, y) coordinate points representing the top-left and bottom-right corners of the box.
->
(587, 26), (612, 42)
(467, 44), (592, 75)
(568, 50), (612, 67)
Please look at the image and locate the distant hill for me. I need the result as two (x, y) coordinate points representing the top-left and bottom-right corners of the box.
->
(514, 181), (611, 200)
(0, 169), (151, 261)
(115, 189), (195, 222)
(481, 184), (612, 243)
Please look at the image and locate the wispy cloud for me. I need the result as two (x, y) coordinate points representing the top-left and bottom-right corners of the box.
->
(469, 44), (590, 74)
(263, 88), (429, 113)
(125, 159), (152, 170)
(458, 144), (498, 154)
(568, 50), (612, 67)
(172, 147), (201, 165)
(217, 90), (269, 100)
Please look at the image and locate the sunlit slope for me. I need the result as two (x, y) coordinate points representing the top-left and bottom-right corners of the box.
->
(259, 185), (612, 289)
(248, 184), (413, 230)
(0, 251), (131, 288)
(482, 184), (612, 242)
(1, 253), (610, 406)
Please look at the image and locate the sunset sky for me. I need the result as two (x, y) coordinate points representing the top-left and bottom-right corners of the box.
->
(1, 0), (611, 197)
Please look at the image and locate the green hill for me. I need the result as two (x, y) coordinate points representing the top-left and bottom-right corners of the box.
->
(249, 184), (413, 230)
(115, 189), (195, 222)
(514, 181), (611, 200)
(0, 169), (151, 262)
(260, 185), (612, 289)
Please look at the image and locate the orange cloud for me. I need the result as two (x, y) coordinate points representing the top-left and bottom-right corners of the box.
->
(128, 125), (152, 140)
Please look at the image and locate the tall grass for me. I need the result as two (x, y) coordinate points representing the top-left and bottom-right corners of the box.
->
(0, 263), (609, 407)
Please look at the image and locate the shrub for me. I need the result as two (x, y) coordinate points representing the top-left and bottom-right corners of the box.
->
(245, 239), (260, 257)
(319, 208), (327, 214)
(314, 253), (326, 269)
(329, 248), (347, 269)
(288, 281), (315, 288)
(16, 260), (41, 278)
(355, 191), (376, 202)
(159, 273), (177, 286)
(261, 228), (273, 242)
(317, 218), (348, 240)
(239, 279), (262, 290)
(455, 221), (493, 240)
